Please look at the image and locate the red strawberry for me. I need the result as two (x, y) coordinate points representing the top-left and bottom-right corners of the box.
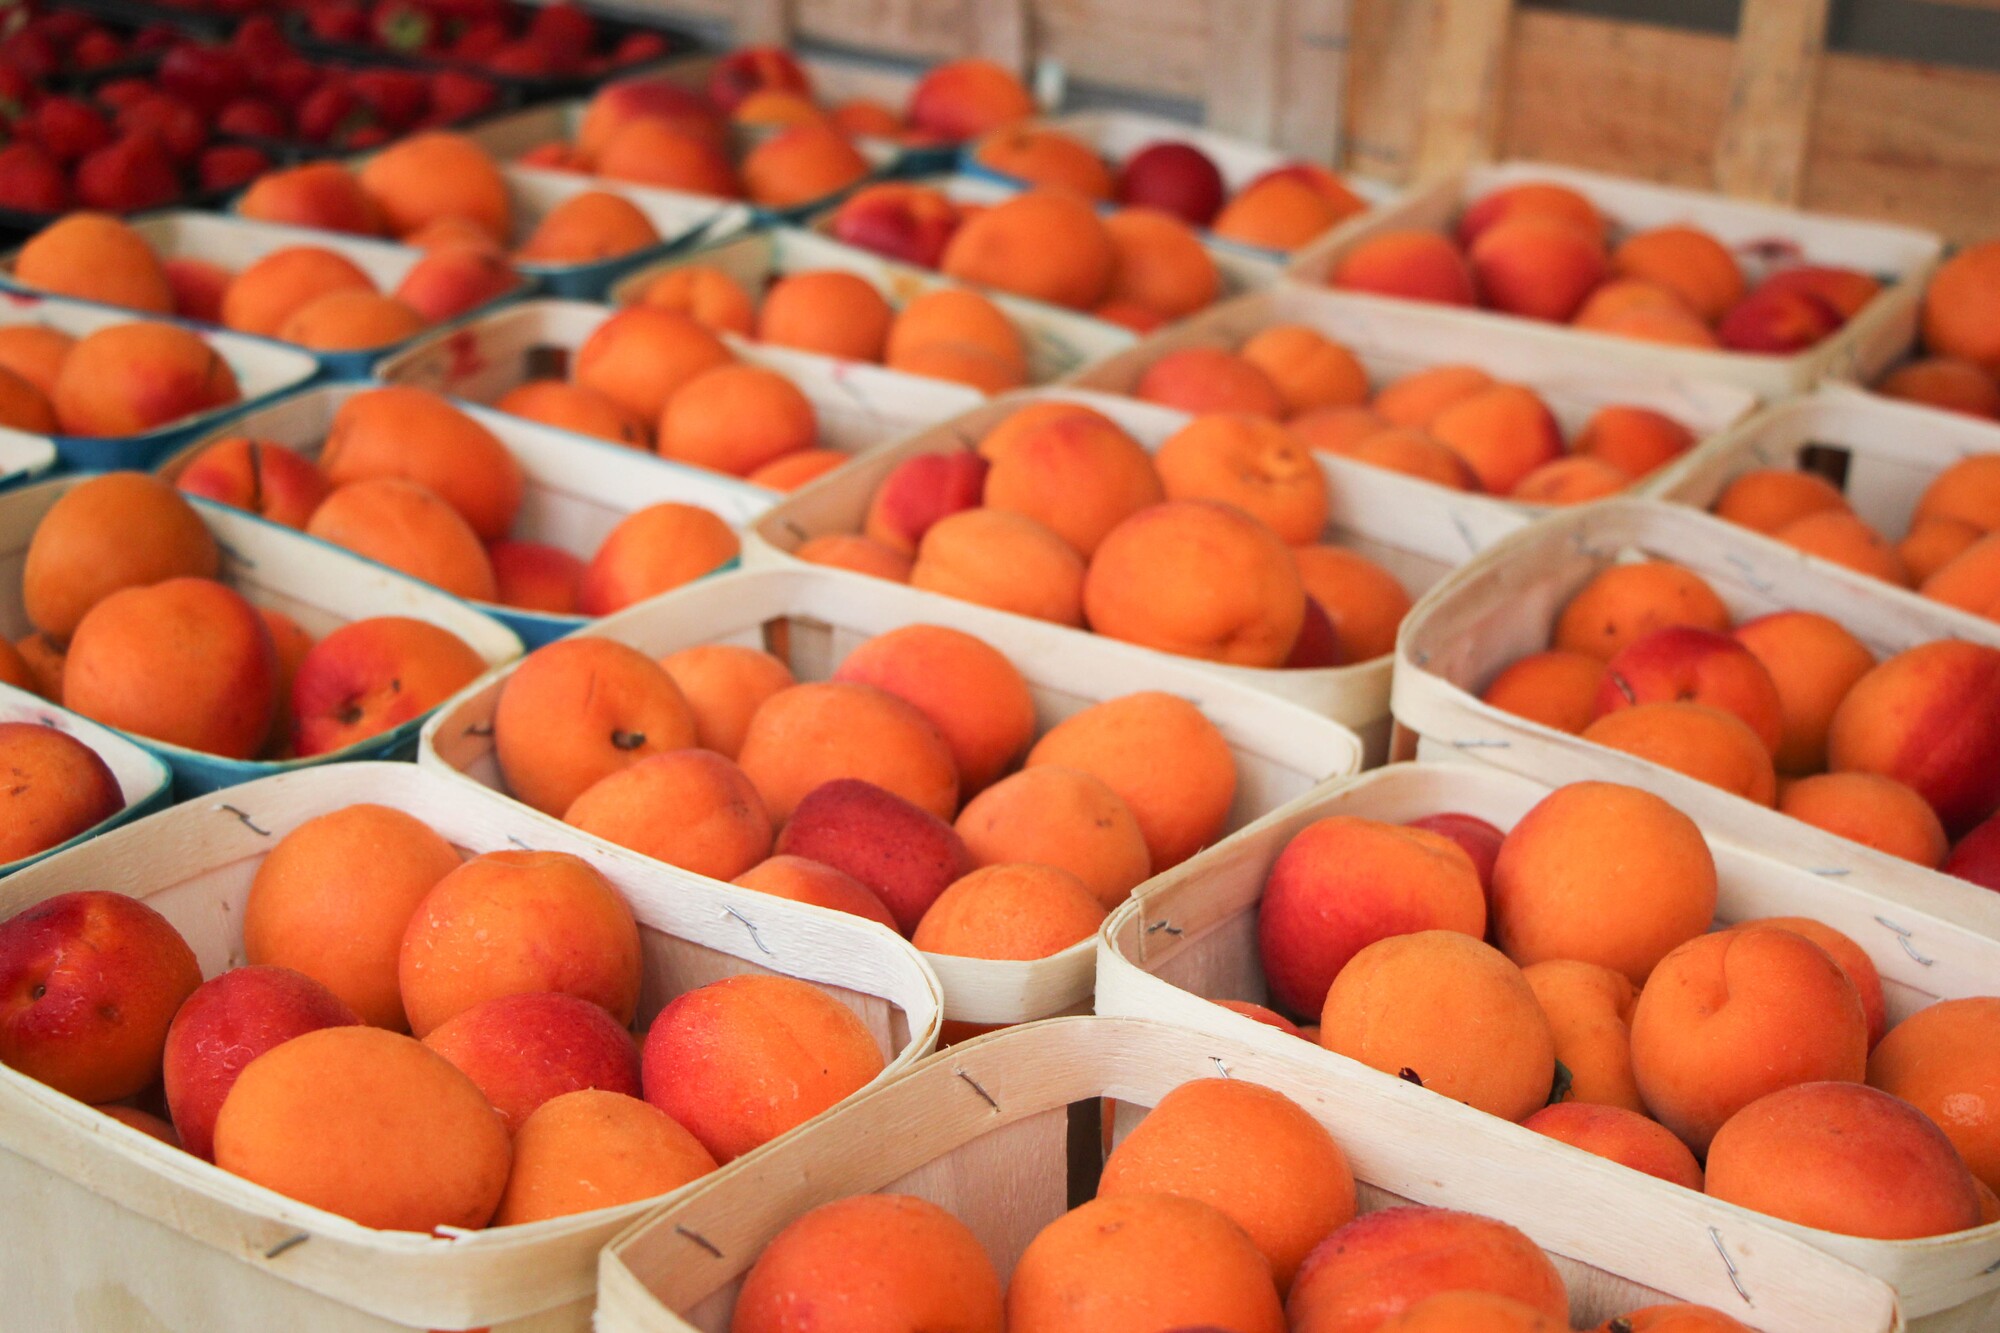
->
(427, 69), (497, 122)
(485, 40), (552, 76)
(349, 68), (427, 130)
(133, 26), (181, 55)
(232, 17), (291, 62)
(255, 58), (323, 111)
(217, 98), (288, 139)
(449, 18), (508, 62)
(307, 4), (370, 44)
(611, 32), (670, 66)
(75, 133), (181, 212)
(116, 94), (206, 164)
(25, 96), (111, 164)
(0, 65), (33, 118)
(96, 77), (155, 112)
(340, 122), (391, 150)
(36, 14), (98, 46)
(198, 143), (270, 192)
(0, 141), (69, 213)
(372, 2), (437, 53)
(159, 43), (251, 115)
(67, 29), (126, 72)
(527, 4), (595, 66)
(296, 81), (366, 143)
(0, 29), (58, 81)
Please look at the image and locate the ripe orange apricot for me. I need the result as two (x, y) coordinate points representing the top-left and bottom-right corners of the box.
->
(658, 644), (794, 760)
(495, 1089), (715, 1226)
(1921, 240), (2000, 376)
(278, 291), (426, 351)
(1292, 545), (1415, 663)
(16, 213), (173, 313)
(912, 862), (1106, 958)
(1915, 454), (2000, 533)
(1240, 325), (1370, 416)
(1373, 365), (1495, 427)
(516, 191), (660, 264)
(1136, 347), (1285, 418)
(1772, 509), (1911, 586)
(832, 625), (1035, 795)
(1711, 467), (1850, 535)
(978, 405), (1163, 557)
(657, 364), (817, 476)
(632, 263), (757, 337)
(1328, 230), (1477, 306)
(357, 132), (512, 241)
(1427, 383), (1564, 496)
(1287, 1205), (1570, 1333)
(1611, 225), (1743, 323)
(22, 471), (220, 643)
(321, 386), (525, 542)
(954, 766), (1152, 908)
(1738, 915), (1887, 1050)
(1552, 561), (1731, 660)
(220, 247), (375, 338)
(1522, 959), (1643, 1112)
(1904, 516), (1989, 586)
(1377, 1292), (1570, 1333)
(496, 379), (651, 449)
(1522, 1102), (1703, 1189)
(1102, 208), (1221, 320)
(1878, 358), (2000, 419)
(1213, 176), (1347, 251)
(576, 502), (741, 616)
(939, 190), (1116, 310)
(573, 307), (734, 423)
(564, 749), (774, 881)
(756, 269), (895, 361)
(732, 855), (899, 930)
(735, 679), (960, 822)
(741, 123), (872, 209)
(1582, 702), (1779, 806)
(1868, 996), (2000, 1192)
(305, 478), (499, 602)
(973, 125), (1112, 197)
(885, 287), (1028, 385)
(795, 532), (913, 581)
(1573, 405), (1696, 479)
(1511, 456), (1631, 505)
(1155, 414), (1328, 543)
(1778, 772), (1949, 868)
(1480, 650), (1608, 733)
(1729, 610), (1876, 774)
(910, 508), (1087, 625)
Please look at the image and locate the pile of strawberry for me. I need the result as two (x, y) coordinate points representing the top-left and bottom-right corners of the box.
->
(0, 8), (166, 83)
(301, 0), (674, 81)
(0, 15), (501, 216)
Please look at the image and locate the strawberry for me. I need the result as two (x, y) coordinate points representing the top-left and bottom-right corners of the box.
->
(0, 141), (69, 214)
(527, 4), (595, 66)
(427, 69), (497, 122)
(75, 133), (181, 212)
(36, 14), (97, 47)
(485, 40), (551, 76)
(449, 18), (508, 62)
(116, 94), (206, 165)
(198, 143), (270, 193)
(159, 43), (251, 116)
(341, 122), (391, 150)
(256, 58), (323, 112)
(217, 98), (288, 139)
(67, 29), (125, 72)
(611, 32), (670, 66)
(306, 3), (370, 44)
(296, 81), (367, 144)
(232, 16), (291, 63)
(133, 25), (181, 55)
(0, 29), (57, 81)
(25, 96), (111, 164)
(96, 77), (155, 112)
(350, 68), (427, 130)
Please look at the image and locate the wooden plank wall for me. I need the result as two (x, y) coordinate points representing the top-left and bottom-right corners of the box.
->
(622, 0), (2000, 243)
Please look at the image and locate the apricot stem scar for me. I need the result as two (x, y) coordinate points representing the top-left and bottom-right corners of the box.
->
(675, 1226), (722, 1259)
(1707, 1227), (1750, 1303)
(610, 730), (646, 751)
(263, 1233), (309, 1259)
(724, 907), (772, 956)
(218, 805), (272, 837)
(956, 1069), (1000, 1111)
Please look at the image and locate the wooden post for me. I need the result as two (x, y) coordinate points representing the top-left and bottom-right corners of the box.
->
(1274, 0), (1351, 163)
(1205, 0), (1285, 146)
(1346, 0), (1436, 182)
(967, 0), (1031, 72)
(735, 0), (792, 46)
(1412, 0), (1515, 178)
(1713, 0), (1831, 203)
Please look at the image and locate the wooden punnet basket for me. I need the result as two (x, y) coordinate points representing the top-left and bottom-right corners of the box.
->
(593, 1014), (1903, 1333)
(1096, 760), (2000, 1330)
(419, 565), (1364, 1030)
(0, 762), (941, 1333)
(1389, 497), (2000, 944)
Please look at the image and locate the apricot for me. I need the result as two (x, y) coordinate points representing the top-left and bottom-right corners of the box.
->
(1212, 176), (1345, 251)
(1921, 239), (2000, 376)
(0, 362), (51, 434)
(913, 862), (1106, 958)
(0, 324), (75, 397)
(1868, 996), (2000, 1191)
(953, 766), (1151, 908)
(1373, 365), (1494, 427)
(1922, 530), (2000, 616)
(278, 291), (427, 351)
(642, 973), (883, 1162)
(237, 160), (383, 235)
(1219, 999), (1304, 1036)
(0, 723), (120, 862)
(23, 471), (219, 642)
(939, 190), (1116, 310)
(775, 779), (973, 931)
(1522, 1101), (1702, 1188)
(243, 804), (461, 1030)
(597, 118), (740, 197)
(1827, 640), (2000, 835)
(1552, 560), (1731, 660)
(573, 307), (734, 423)
(1707, 1081), (1982, 1238)
(1914, 453), (2000, 532)
(1154, 415), (1328, 543)
(98, 1106), (179, 1146)
(220, 247), (374, 338)
(52, 322), (239, 437)
(1611, 225), (1743, 323)
(795, 532), (913, 580)
(399, 849), (642, 1037)
(289, 615), (483, 758)
(742, 123), (872, 209)
(213, 1026), (509, 1232)
(749, 448), (847, 490)
(576, 502), (741, 615)
(661, 364), (816, 476)
(732, 854), (899, 930)
(1711, 467), (1849, 535)
(1085, 500), (1306, 667)
(1573, 405), (1696, 478)
(910, 508), (1086, 625)
(756, 269), (894, 361)
(1739, 915), (1886, 1050)
(1427, 383), (1564, 496)
(1779, 771), (1948, 868)
(357, 132), (510, 241)
(421, 990), (640, 1135)
(1377, 1292), (1568, 1333)
(1729, 610), (1875, 774)
(490, 380), (643, 449)
(631, 263), (756, 336)
(1459, 182), (1607, 247)
(1239, 325), (1369, 416)
(17, 214), (174, 314)
(1329, 230), (1476, 306)
(973, 126), (1112, 197)
(1592, 1305), (1754, 1333)
(564, 749), (772, 880)
(516, 191), (659, 264)
(495, 1089), (714, 1226)
(1878, 358), (2000, 418)
(737, 680), (959, 823)
(1100, 1078), (1354, 1293)
(658, 644), (794, 760)
(979, 406), (1163, 557)
(1136, 347), (1284, 417)
(732, 90), (826, 129)
(885, 286), (1027, 383)
(732, 1193), (1004, 1333)
(829, 182), (963, 268)
(909, 57), (1035, 139)
(1630, 925), (1867, 1154)
(1102, 208), (1221, 320)
(1581, 702), (1778, 806)
(13, 633), (62, 700)
(830, 99), (902, 137)
(1771, 509), (1911, 585)
(1009, 1193), (1285, 1333)
(1901, 516), (1985, 584)
(393, 244), (519, 323)
(832, 625), (1034, 795)
(0, 638), (34, 695)
(305, 478), (499, 602)
(322, 386), (524, 541)
(886, 340), (1022, 392)
(866, 448), (990, 554)
(1470, 215), (1608, 322)
(1593, 626), (1784, 754)
(1522, 959), (1643, 1112)
(1287, 1205), (1570, 1333)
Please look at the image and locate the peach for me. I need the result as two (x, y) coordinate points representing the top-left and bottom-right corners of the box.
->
(1553, 560), (1731, 660)
(1329, 231), (1476, 306)
(954, 766), (1151, 908)
(305, 478), (499, 602)
(829, 182), (962, 268)
(1827, 640), (2000, 834)
(774, 778), (974, 932)
(749, 447), (848, 490)
(16, 214), (173, 313)
(516, 190), (659, 264)
(1286, 1205), (1569, 1333)
(657, 364), (817, 476)
(290, 616), (485, 758)
(756, 270), (895, 362)
(910, 507), (1087, 625)
(1102, 208), (1222, 319)
(1136, 347), (1284, 418)
(1257, 816), (1486, 1019)
(573, 307), (734, 423)
(1779, 772), (1949, 868)
(243, 804), (461, 1030)
(576, 502), (741, 615)
(863, 450), (990, 555)
(1879, 358), (2000, 419)
(422, 990), (640, 1134)
(1612, 225), (1744, 323)
(0, 890), (201, 1103)
(52, 322), (239, 437)
(631, 264), (756, 336)
(173, 438), (330, 531)
(489, 540), (585, 614)
(733, 1193), (1003, 1333)
(738, 680), (959, 823)
(1155, 414), (1328, 543)
(238, 161), (383, 235)
(659, 644), (794, 760)
(1582, 702), (1779, 807)
(1916, 454), (2000, 533)
(1630, 925), (1867, 1154)
(1739, 915), (1887, 1049)
(1706, 1081), (1982, 1238)
(1730, 610), (1876, 774)
(642, 973), (884, 1162)
(23, 471), (219, 642)
(1868, 996), (2000, 1191)
(399, 849), (642, 1037)
(1427, 383), (1564, 496)
(833, 625), (1034, 795)
(356, 132), (509, 241)
(913, 862), (1106, 959)
(907, 58), (1036, 140)
(1084, 500), (1306, 667)
(939, 190), (1116, 310)
(1573, 405), (1696, 478)
(1008, 1194), (1285, 1333)
(495, 1088), (715, 1226)
(213, 1026), (510, 1232)
(1921, 239), (2000, 376)
(1118, 141), (1226, 226)
(321, 386), (524, 541)
(0, 723), (120, 861)
(1459, 182), (1607, 247)
(1522, 959), (1644, 1112)
(0, 324), (75, 397)
(1372, 365), (1494, 427)
(1592, 626), (1784, 754)
(1100, 1078), (1356, 1293)
(64, 577), (275, 759)
(496, 379), (650, 450)
(492, 636), (698, 817)
(1211, 176), (1346, 251)
(162, 965), (359, 1159)
(391, 245), (519, 324)
(1903, 516), (1986, 584)
(564, 749), (773, 881)
(1771, 509), (1911, 585)
(979, 407), (1162, 557)
(972, 126), (1112, 197)
(1522, 1102), (1702, 1188)
(732, 855), (898, 930)
(1469, 215), (1607, 322)
(219, 246), (374, 337)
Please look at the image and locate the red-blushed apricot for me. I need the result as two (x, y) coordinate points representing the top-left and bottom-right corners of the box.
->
(911, 508), (1087, 625)
(1470, 214), (1608, 323)
(1706, 1081), (1983, 1238)
(641, 973), (884, 1162)
(979, 406), (1163, 558)
(576, 502), (741, 616)
(1459, 182), (1608, 247)
(1523, 1102), (1703, 1188)
(1100, 1078), (1355, 1293)
(832, 624), (1035, 795)
(1286, 1205), (1570, 1333)
(658, 644), (795, 760)
(398, 850), (642, 1038)
(939, 190), (1117, 311)
(1826, 639), (2000, 835)
(774, 779), (974, 933)
(489, 540), (585, 615)
(1292, 545), (1415, 664)
(0, 723), (121, 862)
(1240, 324), (1370, 416)
(1592, 626), (1784, 756)
(732, 1193), (1004, 1333)
(954, 766), (1152, 908)
(1481, 650), (1608, 734)
(1581, 702), (1780, 807)
(1378, 1292), (1569, 1333)
(1712, 467), (1851, 535)
(732, 854), (899, 930)
(1329, 230), (1477, 306)
(493, 636), (698, 817)
(1523, 959), (1643, 1112)
(1135, 347), (1285, 418)
(1737, 915), (1887, 1049)
(213, 1026), (510, 1232)
(1027, 691), (1236, 870)
(1730, 610), (1876, 774)
(865, 449), (990, 556)
(1154, 414), (1329, 544)
(1511, 456), (1632, 505)
(1630, 926), (1868, 1155)
(912, 862), (1106, 959)
(288, 616), (485, 760)
(422, 990), (641, 1135)
(52, 322), (240, 438)
(795, 533), (914, 581)
(564, 750), (774, 881)
(1778, 772), (1950, 869)
(495, 1089), (715, 1226)
(737, 680), (960, 823)
(1868, 996), (2000, 1192)
(1553, 561), (1731, 660)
